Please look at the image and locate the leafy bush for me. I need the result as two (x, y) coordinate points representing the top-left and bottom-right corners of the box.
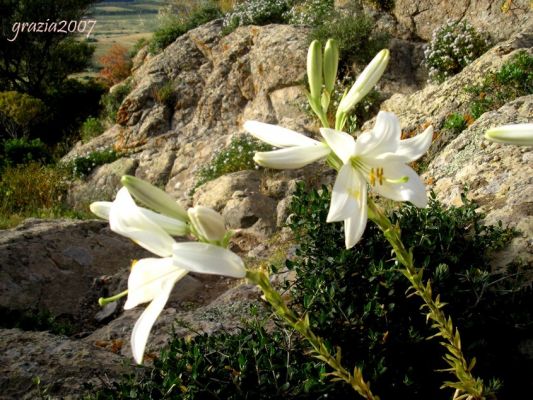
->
(284, 0), (334, 26)
(98, 44), (132, 86)
(0, 91), (46, 138)
(0, 162), (72, 227)
(443, 112), (467, 135)
(80, 117), (105, 143)
(466, 50), (533, 119)
(424, 20), (490, 83)
(310, 11), (389, 70)
(194, 135), (272, 189)
(1, 137), (50, 168)
(283, 183), (530, 399)
(149, 3), (223, 54)
(69, 148), (121, 179)
(222, 0), (292, 33)
(100, 82), (132, 123)
(92, 316), (348, 399)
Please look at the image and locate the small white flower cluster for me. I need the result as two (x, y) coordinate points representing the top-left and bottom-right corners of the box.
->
(423, 20), (490, 83)
(222, 0), (291, 29)
(70, 147), (119, 178)
(283, 0), (333, 26)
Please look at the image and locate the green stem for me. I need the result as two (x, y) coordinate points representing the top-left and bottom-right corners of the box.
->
(98, 290), (128, 306)
(246, 269), (379, 400)
(366, 199), (485, 400)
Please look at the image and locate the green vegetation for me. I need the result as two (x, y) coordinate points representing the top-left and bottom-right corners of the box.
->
(283, 184), (529, 399)
(0, 162), (74, 229)
(285, 0), (333, 26)
(69, 148), (121, 178)
(100, 82), (132, 123)
(443, 112), (467, 135)
(153, 82), (176, 108)
(0, 138), (50, 169)
(91, 184), (530, 399)
(222, 0), (292, 32)
(466, 51), (533, 119)
(81, 117), (105, 143)
(424, 20), (490, 83)
(149, 2), (223, 54)
(309, 7), (389, 69)
(194, 135), (272, 190)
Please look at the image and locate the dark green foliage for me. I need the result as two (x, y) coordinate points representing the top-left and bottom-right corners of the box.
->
(310, 11), (389, 70)
(467, 51), (533, 119)
(92, 315), (348, 399)
(80, 117), (105, 143)
(194, 135), (272, 190)
(443, 113), (467, 135)
(0, 306), (74, 336)
(70, 149), (120, 178)
(1, 137), (50, 168)
(100, 82), (132, 123)
(284, 183), (531, 399)
(0, 1), (96, 97)
(149, 3), (222, 54)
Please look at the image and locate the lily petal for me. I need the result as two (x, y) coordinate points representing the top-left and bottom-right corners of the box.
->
(130, 279), (175, 364)
(254, 144), (330, 169)
(396, 125), (434, 162)
(327, 164), (363, 222)
(173, 242), (245, 278)
(244, 121), (320, 148)
(485, 123), (533, 146)
(344, 190), (367, 249)
(110, 187), (175, 257)
(355, 111), (401, 157)
(370, 162), (428, 208)
(124, 257), (187, 310)
(320, 128), (356, 164)
(90, 201), (112, 220)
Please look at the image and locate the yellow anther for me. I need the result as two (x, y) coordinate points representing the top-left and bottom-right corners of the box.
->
(369, 168), (376, 186)
(377, 168), (384, 185)
(131, 259), (138, 270)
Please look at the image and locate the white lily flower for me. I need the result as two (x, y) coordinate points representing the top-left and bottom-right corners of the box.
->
(95, 185), (245, 364)
(244, 120), (331, 169)
(322, 111), (433, 249)
(188, 206), (226, 241)
(484, 123), (533, 146)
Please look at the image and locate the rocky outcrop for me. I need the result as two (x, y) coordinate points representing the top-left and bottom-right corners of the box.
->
(0, 219), (148, 325)
(424, 95), (533, 269)
(392, 0), (532, 42)
(0, 328), (132, 399)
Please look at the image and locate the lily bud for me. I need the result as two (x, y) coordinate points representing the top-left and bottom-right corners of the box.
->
(121, 175), (188, 221)
(307, 40), (323, 101)
(188, 206), (226, 242)
(484, 123), (533, 146)
(337, 49), (390, 114)
(323, 39), (339, 94)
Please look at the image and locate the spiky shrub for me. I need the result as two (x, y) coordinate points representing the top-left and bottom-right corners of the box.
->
(424, 20), (490, 83)
(222, 0), (292, 33)
(194, 135), (272, 190)
(283, 183), (531, 399)
(466, 50), (533, 119)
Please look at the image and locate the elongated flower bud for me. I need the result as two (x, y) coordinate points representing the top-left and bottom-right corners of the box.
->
(121, 175), (188, 221)
(307, 40), (323, 101)
(188, 206), (226, 242)
(337, 49), (390, 114)
(485, 123), (533, 146)
(323, 39), (339, 94)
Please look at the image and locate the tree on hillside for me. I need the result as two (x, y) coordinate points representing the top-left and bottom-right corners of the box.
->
(0, 0), (97, 97)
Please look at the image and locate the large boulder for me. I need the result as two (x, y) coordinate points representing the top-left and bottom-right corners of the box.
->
(424, 95), (533, 269)
(0, 219), (148, 325)
(0, 328), (131, 399)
